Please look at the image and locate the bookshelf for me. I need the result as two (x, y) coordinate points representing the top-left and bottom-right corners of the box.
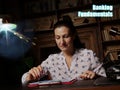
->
(100, 20), (120, 60)
(22, 0), (120, 63)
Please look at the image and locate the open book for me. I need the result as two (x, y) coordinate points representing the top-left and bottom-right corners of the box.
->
(28, 79), (77, 87)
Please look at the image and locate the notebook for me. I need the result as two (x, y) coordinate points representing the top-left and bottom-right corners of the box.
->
(28, 79), (77, 87)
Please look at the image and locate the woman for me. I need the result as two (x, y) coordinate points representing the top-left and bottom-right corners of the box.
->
(21, 17), (106, 85)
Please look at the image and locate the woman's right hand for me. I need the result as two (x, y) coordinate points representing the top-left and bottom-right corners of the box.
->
(26, 65), (43, 82)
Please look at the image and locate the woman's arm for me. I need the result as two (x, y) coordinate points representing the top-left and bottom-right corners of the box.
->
(80, 50), (106, 80)
(21, 65), (44, 85)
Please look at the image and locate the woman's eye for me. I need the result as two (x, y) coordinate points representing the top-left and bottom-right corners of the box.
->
(55, 36), (60, 39)
(64, 35), (69, 38)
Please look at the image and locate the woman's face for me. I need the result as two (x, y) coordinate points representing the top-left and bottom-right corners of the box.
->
(54, 26), (74, 52)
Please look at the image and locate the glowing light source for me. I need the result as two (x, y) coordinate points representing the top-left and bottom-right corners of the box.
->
(0, 18), (36, 46)
(0, 18), (17, 32)
(0, 23), (17, 32)
(0, 18), (36, 59)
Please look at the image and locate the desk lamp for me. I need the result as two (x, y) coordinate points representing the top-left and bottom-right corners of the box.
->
(0, 18), (36, 46)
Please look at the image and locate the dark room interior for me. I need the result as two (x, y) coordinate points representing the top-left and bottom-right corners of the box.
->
(0, 0), (120, 89)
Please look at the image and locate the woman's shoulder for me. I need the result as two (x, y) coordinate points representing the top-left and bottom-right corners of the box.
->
(76, 49), (97, 59)
(78, 48), (93, 52)
(77, 48), (94, 54)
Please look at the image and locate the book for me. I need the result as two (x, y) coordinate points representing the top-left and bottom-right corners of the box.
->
(28, 79), (77, 88)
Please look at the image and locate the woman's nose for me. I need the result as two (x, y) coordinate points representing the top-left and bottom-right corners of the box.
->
(60, 38), (64, 44)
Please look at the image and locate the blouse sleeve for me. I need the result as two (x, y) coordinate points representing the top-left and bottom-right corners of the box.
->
(21, 55), (53, 86)
(21, 72), (30, 86)
(89, 51), (106, 77)
(41, 54), (53, 75)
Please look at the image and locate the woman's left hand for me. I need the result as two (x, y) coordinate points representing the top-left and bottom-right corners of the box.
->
(80, 70), (96, 80)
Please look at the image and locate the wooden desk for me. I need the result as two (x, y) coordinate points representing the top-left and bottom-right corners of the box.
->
(23, 77), (120, 90)
(1, 77), (119, 90)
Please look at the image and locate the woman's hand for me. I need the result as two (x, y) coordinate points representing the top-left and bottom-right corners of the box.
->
(26, 65), (43, 82)
(80, 70), (96, 80)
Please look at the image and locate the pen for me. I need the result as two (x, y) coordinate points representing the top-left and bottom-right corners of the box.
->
(93, 63), (103, 72)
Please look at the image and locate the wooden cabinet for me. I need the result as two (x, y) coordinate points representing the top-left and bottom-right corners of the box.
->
(77, 26), (101, 58)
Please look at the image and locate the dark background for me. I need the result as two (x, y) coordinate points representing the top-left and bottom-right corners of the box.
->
(0, 0), (120, 87)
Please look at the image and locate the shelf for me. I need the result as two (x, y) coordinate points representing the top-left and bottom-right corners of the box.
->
(23, 0), (120, 19)
(100, 19), (120, 26)
(57, 4), (92, 14)
(24, 22), (98, 34)
(24, 10), (57, 19)
(76, 22), (97, 28)
(24, 4), (92, 19)
(102, 40), (120, 46)
(23, 29), (54, 35)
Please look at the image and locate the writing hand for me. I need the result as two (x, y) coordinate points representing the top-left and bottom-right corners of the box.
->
(80, 70), (96, 80)
(26, 65), (43, 82)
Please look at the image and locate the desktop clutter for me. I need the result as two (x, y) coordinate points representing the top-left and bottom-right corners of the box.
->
(103, 50), (120, 81)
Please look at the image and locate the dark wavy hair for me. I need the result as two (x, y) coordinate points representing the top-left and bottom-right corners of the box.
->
(53, 16), (85, 49)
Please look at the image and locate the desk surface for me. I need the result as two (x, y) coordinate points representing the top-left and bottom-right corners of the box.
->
(1, 77), (120, 90)
(23, 77), (120, 90)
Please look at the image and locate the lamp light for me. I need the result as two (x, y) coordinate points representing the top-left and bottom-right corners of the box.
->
(0, 18), (36, 46)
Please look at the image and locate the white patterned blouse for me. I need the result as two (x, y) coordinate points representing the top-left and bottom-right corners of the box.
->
(22, 49), (106, 84)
